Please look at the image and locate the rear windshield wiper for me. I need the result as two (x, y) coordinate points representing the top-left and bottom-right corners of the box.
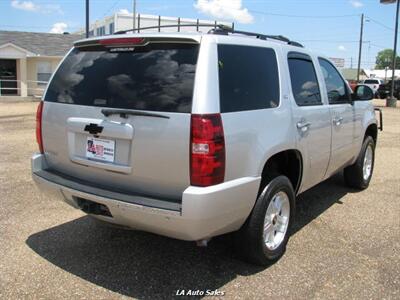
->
(101, 109), (170, 119)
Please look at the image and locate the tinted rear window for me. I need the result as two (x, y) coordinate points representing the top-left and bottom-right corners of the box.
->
(364, 80), (379, 84)
(45, 43), (199, 113)
(217, 45), (279, 113)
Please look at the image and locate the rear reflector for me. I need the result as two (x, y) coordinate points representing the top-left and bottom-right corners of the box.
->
(99, 37), (145, 46)
(190, 114), (225, 187)
(36, 101), (44, 154)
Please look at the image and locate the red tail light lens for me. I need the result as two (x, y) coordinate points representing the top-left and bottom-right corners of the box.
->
(99, 37), (145, 46)
(190, 114), (225, 187)
(36, 101), (44, 154)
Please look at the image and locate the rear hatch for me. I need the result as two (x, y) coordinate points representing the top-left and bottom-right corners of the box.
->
(41, 36), (200, 203)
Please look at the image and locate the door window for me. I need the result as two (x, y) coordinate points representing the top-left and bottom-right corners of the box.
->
(288, 52), (321, 106)
(318, 58), (351, 104)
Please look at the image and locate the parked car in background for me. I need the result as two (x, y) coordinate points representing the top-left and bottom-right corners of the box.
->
(378, 80), (400, 99)
(362, 78), (384, 97)
(32, 27), (379, 266)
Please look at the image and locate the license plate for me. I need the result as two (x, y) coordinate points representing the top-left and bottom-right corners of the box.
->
(86, 137), (115, 163)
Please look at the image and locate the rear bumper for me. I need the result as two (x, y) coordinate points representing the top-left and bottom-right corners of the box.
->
(32, 154), (261, 241)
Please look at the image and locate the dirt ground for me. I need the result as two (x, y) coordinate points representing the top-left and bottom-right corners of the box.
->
(0, 99), (399, 299)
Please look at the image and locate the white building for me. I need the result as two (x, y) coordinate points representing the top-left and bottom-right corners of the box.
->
(75, 12), (233, 36)
(364, 69), (400, 80)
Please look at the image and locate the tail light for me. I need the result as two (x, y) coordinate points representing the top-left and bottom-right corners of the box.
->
(190, 114), (225, 187)
(36, 101), (44, 154)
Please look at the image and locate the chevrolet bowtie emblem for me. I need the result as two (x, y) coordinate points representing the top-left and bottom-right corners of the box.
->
(84, 123), (104, 135)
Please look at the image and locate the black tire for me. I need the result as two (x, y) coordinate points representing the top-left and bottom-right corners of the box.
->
(344, 136), (375, 190)
(234, 175), (295, 266)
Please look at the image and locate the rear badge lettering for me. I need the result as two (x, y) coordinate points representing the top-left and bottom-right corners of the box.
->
(109, 47), (135, 52)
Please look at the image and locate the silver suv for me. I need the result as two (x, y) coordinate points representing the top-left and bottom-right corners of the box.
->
(32, 27), (379, 265)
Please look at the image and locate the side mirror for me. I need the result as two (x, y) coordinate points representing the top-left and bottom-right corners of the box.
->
(352, 85), (374, 101)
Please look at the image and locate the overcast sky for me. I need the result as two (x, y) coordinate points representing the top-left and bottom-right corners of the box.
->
(0, 0), (398, 69)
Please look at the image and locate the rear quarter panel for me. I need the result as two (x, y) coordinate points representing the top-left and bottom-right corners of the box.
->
(196, 38), (296, 180)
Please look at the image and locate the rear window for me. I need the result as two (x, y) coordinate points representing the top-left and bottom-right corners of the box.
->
(44, 43), (199, 113)
(364, 79), (379, 84)
(217, 45), (280, 113)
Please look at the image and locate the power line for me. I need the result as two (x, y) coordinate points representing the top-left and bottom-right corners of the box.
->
(249, 10), (359, 19)
(100, 0), (121, 19)
(366, 16), (394, 31)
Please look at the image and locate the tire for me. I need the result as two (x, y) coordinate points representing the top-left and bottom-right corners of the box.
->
(234, 175), (295, 266)
(344, 136), (375, 190)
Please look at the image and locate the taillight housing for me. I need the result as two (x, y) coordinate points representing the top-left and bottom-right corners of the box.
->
(36, 101), (44, 154)
(190, 114), (225, 187)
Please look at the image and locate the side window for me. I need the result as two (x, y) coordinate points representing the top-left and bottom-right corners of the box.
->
(287, 52), (321, 106)
(318, 58), (350, 104)
(217, 45), (280, 113)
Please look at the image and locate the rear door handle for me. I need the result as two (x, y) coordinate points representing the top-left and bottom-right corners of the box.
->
(296, 121), (311, 132)
(333, 117), (343, 126)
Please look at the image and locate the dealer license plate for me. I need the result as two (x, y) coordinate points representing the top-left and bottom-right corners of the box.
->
(86, 137), (115, 162)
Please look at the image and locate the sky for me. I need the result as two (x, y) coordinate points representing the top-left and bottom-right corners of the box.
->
(0, 0), (399, 69)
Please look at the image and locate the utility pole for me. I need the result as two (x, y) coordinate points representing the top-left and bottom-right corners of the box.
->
(133, 0), (136, 30)
(85, 0), (89, 38)
(351, 57), (353, 69)
(388, 0), (400, 107)
(357, 13), (364, 82)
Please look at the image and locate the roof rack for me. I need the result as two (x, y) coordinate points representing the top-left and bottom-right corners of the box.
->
(114, 23), (227, 34)
(114, 24), (303, 48)
(210, 25), (303, 47)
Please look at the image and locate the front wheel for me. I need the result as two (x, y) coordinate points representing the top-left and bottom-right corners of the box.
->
(344, 136), (375, 190)
(234, 175), (295, 266)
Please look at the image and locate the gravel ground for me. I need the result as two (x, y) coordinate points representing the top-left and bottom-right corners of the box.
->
(0, 100), (399, 299)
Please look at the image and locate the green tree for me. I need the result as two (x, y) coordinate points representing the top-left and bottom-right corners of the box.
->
(375, 49), (400, 69)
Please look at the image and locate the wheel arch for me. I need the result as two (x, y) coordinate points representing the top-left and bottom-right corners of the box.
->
(258, 149), (303, 195)
(365, 123), (378, 144)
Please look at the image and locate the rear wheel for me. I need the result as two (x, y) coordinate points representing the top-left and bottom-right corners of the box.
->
(234, 175), (295, 266)
(344, 136), (375, 189)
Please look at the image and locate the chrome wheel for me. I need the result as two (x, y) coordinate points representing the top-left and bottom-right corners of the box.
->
(363, 144), (373, 181)
(263, 191), (290, 251)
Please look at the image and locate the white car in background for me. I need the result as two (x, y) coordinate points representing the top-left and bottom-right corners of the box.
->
(362, 78), (384, 97)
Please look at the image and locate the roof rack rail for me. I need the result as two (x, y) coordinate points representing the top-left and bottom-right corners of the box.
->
(114, 23), (227, 35)
(113, 24), (303, 48)
(210, 25), (303, 48)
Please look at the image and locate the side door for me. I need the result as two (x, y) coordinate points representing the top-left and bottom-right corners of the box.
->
(286, 52), (332, 192)
(317, 58), (356, 177)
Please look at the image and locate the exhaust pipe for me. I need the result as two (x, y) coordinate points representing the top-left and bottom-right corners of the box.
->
(76, 198), (112, 217)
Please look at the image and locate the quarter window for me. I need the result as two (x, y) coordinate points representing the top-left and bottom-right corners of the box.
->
(288, 52), (321, 106)
(217, 45), (280, 113)
(318, 58), (350, 104)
